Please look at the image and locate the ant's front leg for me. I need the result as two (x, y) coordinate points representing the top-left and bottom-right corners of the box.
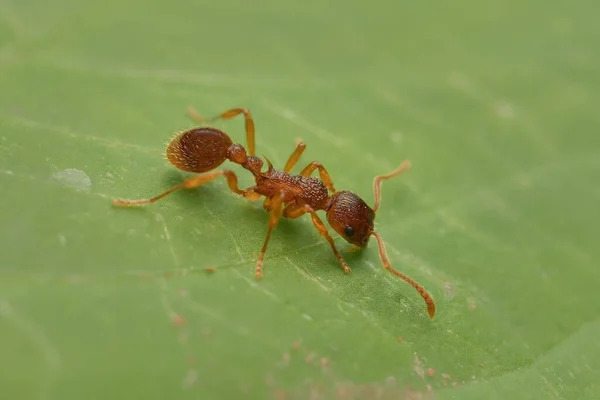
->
(283, 204), (351, 274)
(344, 245), (363, 253)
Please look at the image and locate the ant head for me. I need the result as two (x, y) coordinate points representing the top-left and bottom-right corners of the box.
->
(326, 160), (412, 248)
(326, 191), (375, 247)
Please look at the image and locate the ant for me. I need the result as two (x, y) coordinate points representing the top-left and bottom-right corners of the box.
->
(112, 107), (436, 318)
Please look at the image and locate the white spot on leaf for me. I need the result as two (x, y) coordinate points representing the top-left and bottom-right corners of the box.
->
(51, 168), (91, 192)
(495, 101), (515, 119)
(390, 132), (404, 144)
(443, 282), (455, 299)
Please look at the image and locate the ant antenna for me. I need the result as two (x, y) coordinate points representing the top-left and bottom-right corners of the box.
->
(372, 160), (411, 214)
(371, 232), (436, 318)
(370, 160), (435, 318)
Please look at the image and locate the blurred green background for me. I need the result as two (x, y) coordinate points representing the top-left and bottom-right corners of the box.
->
(1, 0), (599, 399)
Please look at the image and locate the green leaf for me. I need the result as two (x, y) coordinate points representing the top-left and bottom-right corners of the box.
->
(1, 0), (599, 398)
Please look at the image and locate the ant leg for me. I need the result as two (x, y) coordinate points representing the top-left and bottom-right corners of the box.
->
(282, 203), (305, 219)
(112, 170), (260, 206)
(299, 162), (336, 192)
(283, 140), (306, 172)
(240, 187), (262, 201)
(262, 197), (273, 212)
(256, 193), (284, 279)
(187, 107), (256, 156)
(293, 205), (350, 273)
(344, 245), (362, 253)
(285, 202), (352, 262)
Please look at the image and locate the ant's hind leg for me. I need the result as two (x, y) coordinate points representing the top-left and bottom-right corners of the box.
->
(255, 193), (284, 279)
(112, 170), (259, 206)
(299, 162), (336, 192)
(187, 106), (257, 156)
(283, 140), (306, 172)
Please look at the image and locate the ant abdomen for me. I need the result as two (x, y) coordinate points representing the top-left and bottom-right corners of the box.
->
(166, 127), (233, 173)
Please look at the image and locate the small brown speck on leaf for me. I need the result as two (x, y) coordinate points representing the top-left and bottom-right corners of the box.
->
(265, 374), (276, 387)
(172, 315), (187, 327)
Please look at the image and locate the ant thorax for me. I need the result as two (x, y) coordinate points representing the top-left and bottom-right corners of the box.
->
(254, 169), (329, 211)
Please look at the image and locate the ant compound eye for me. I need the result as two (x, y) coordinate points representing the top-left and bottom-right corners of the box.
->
(344, 226), (355, 237)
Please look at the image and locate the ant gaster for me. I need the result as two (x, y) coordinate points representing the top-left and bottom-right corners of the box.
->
(112, 107), (436, 318)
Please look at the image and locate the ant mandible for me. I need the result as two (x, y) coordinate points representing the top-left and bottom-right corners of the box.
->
(112, 107), (436, 318)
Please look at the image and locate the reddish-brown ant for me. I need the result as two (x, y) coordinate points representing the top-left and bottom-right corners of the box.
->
(112, 107), (436, 318)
